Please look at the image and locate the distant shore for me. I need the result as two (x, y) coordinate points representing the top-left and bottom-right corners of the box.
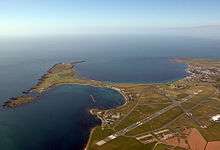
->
(2, 58), (204, 150)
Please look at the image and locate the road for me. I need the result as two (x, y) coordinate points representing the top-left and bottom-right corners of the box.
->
(96, 93), (195, 146)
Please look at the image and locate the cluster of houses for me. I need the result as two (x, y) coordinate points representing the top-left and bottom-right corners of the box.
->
(99, 111), (121, 126)
(211, 114), (220, 122)
(186, 65), (220, 83)
(137, 127), (220, 150)
(136, 129), (177, 145)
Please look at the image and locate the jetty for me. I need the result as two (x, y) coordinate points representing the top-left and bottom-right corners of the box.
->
(90, 95), (96, 103)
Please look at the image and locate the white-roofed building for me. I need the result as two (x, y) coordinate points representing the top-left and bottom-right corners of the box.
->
(211, 114), (220, 122)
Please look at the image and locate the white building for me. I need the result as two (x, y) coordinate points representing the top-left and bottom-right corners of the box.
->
(211, 114), (220, 122)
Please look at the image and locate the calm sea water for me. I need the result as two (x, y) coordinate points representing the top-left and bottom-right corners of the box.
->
(0, 85), (124, 150)
(76, 57), (186, 83)
(0, 34), (220, 150)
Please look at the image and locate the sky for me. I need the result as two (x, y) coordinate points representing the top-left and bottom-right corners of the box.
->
(0, 0), (220, 36)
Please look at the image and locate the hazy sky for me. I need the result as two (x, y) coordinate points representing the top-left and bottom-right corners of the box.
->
(0, 0), (220, 36)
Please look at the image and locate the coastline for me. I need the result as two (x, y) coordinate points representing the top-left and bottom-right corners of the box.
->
(2, 58), (192, 149)
(84, 125), (96, 150)
(83, 58), (200, 149)
(83, 86), (128, 149)
(84, 86), (129, 150)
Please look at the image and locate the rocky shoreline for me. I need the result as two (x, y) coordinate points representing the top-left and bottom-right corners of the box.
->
(3, 58), (220, 150)
(3, 61), (87, 108)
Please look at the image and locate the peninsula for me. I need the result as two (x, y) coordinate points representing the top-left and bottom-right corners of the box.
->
(3, 58), (220, 150)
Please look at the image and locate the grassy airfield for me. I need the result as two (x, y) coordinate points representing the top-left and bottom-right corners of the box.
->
(87, 58), (220, 150)
(3, 58), (220, 150)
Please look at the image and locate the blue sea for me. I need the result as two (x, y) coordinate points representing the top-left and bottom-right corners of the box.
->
(0, 34), (220, 150)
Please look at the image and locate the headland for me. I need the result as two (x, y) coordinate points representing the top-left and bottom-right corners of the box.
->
(3, 58), (220, 150)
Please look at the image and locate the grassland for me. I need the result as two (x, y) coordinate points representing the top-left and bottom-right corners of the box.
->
(3, 58), (220, 149)
(126, 107), (183, 136)
(3, 61), (103, 108)
(87, 58), (220, 150)
(3, 96), (34, 108)
(87, 126), (155, 150)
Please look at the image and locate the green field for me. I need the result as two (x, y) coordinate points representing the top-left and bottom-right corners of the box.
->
(126, 107), (183, 136)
